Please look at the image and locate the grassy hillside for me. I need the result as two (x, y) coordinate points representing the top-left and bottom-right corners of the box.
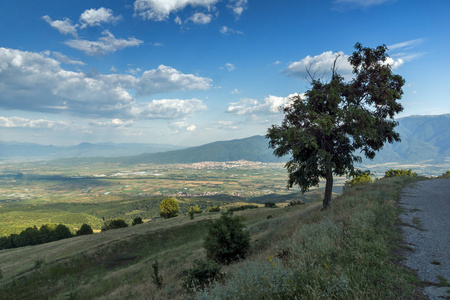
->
(0, 176), (427, 299)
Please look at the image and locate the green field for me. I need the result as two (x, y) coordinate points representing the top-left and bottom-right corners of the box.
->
(0, 161), (346, 235)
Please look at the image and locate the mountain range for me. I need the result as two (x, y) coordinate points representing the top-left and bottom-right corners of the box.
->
(1, 114), (449, 165)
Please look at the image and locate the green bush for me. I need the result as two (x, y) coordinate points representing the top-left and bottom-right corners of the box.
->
(189, 205), (203, 214)
(442, 170), (450, 177)
(101, 219), (128, 231)
(204, 211), (250, 265)
(183, 259), (224, 291)
(76, 223), (93, 235)
(159, 197), (180, 219)
(346, 170), (373, 187)
(384, 168), (417, 178)
(228, 205), (258, 212)
(264, 202), (277, 208)
(132, 217), (143, 226)
(209, 206), (221, 212)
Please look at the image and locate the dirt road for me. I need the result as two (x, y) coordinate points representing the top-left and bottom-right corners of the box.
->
(399, 178), (450, 300)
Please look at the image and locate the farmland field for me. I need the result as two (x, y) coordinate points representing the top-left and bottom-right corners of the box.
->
(0, 160), (346, 235)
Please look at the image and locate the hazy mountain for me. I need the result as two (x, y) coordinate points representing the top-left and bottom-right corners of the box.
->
(117, 114), (449, 165)
(0, 142), (185, 160)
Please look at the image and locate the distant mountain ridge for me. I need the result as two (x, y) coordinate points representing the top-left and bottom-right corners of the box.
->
(0, 142), (184, 160)
(2, 114), (449, 165)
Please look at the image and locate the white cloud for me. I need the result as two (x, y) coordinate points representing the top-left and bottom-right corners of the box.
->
(42, 15), (78, 37)
(170, 120), (199, 132)
(0, 116), (69, 129)
(220, 63), (235, 71)
(175, 16), (183, 24)
(227, 0), (248, 18)
(273, 60), (282, 65)
(64, 30), (143, 56)
(89, 118), (134, 128)
(213, 120), (239, 129)
(231, 88), (241, 95)
(227, 94), (303, 115)
(134, 65), (212, 96)
(220, 26), (243, 35)
(132, 99), (207, 118)
(0, 47), (212, 119)
(188, 12), (212, 24)
(79, 7), (123, 28)
(134, 0), (219, 21)
(284, 51), (352, 79)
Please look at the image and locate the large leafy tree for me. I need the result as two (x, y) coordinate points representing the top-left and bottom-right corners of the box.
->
(266, 43), (404, 209)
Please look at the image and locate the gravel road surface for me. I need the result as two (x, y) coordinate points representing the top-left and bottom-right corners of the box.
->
(399, 178), (450, 299)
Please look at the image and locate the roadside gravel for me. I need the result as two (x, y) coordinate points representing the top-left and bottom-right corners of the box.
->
(399, 178), (450, 300)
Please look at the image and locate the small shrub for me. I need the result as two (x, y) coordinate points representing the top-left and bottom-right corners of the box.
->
(183, 259), (224, 291)
(204, 211), (250, 265)
(76, 223), (93, 235)
(101, 219), (128, 231)
(384, 169), (417, 178)
(264, 202), (277, 208)
(151, 257), (163, 289)
(209, 206), (220, 212)
(345, 169), (373, 187)
(442, 170), (450, 177)
(132, 217), (143, 226)
(159, 197), (180, 219)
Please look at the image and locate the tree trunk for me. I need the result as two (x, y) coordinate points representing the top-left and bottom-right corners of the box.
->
(322, 168), (333, 210)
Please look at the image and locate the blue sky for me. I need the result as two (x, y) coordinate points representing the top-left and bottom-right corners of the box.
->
(0, 0), (448, 146)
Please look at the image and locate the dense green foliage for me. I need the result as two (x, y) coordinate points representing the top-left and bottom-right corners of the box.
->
(183, 259), (224, 291)
(0, 223), (73, 250)
(384, 168), (417, 178)
(132, 217), (143, 225)
(159, 198), (180, 219)
(267, 43), (404, 208)
(204, 211), (250, 265)
(345, 170), (373, 187)
(101, 218), (128, 231)
(76, 223), (93, 235)
(264, 202), (277, 208)
(208, 206), (220, 212)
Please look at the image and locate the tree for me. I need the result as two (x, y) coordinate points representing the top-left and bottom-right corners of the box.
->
(266, 43), (404, 209)
(132, 216), (143, 225)
(76, 223), (94, 235)
(159, 197), (179, 219)
(101, 218), (128, 231)
(203, 211), (250, 264)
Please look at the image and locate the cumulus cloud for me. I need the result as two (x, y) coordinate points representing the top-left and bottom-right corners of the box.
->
(220, 26), (243, 35)
(227, 94), (303, 115)
(220, 63), (235, 71)
(0, 116), (69, 129)
(284, 49), (408, 81)
(64, 30), (143, 56)
(188, 12), (212, 24)
(170, 120), (199, 133)
(79, 7), (123, 28)
(284, 51), (352, 79)
(0, 47), (211, 119)
(134, 0), (219, 21)
(42, 15), (78, 37)
(227, 0), (248, 18)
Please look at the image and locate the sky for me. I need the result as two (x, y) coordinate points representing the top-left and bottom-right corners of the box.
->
(0, 0), (449, 147)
